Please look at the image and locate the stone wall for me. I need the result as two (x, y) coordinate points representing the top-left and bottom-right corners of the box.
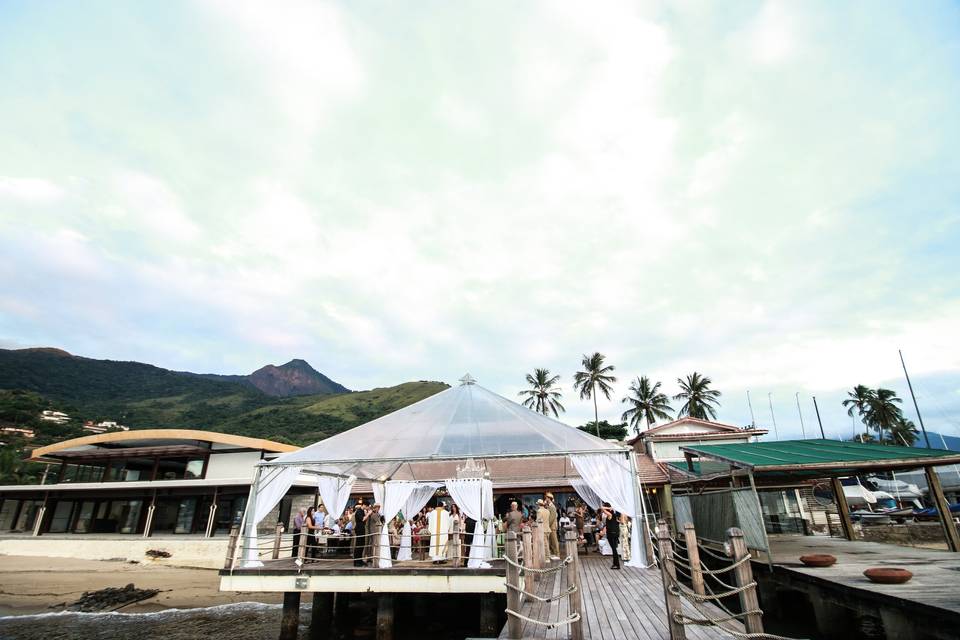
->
(0, 536), (230, 569)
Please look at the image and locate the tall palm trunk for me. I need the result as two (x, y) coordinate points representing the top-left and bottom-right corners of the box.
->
(592, 383), (600, 437)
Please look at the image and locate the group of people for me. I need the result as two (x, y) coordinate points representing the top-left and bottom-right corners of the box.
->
(289, 493), (631, 571)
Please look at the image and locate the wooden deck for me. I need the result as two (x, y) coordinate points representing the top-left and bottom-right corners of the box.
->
(766, 534), (960, 617)
(500, 555), (739, 640)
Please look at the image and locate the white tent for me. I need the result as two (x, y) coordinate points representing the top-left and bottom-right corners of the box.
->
(239, 376), (650, 568)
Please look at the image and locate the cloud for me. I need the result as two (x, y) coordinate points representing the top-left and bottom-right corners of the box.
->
(0, 177), (64, 204)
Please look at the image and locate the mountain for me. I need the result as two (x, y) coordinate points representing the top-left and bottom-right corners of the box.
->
(0, 348), (447, 446)
(197, 359), (350, 397)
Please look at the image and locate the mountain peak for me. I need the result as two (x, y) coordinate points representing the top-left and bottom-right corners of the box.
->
(248, 359), (350, 397)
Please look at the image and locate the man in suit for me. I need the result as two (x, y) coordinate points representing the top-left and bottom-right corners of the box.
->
(291, 507), (306, 557)
(545, 493), (560, 560)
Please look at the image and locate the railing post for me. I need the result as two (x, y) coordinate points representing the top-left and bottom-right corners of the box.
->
(726, 527), (763, 635)
(564, 526), (584, 640)
(224, 524), (240, 570)
(683, 522), (704, 596)
(530, 520), (542, 580)
(299, 525), (308, 561)
(522, 525), (535, 595)
(505, 531), (523, 640)
(656, 519), (687, 640)
(272, 523), (284, 560)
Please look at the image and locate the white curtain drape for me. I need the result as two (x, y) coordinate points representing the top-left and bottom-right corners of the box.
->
(571, 478), (602, 510)
(395, 482), (441, 562)
(243, 465), (301, 567)
(397, 520), (413, 560)
(373, 482), (385, 507)
(317, 474), (356, 520)
(446, 478), (494, 568)
(376, 481), (428, 568)
(570, 453), (647, 567)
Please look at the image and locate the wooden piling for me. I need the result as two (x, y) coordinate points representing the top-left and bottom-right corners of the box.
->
(310, 592), (333, 640)
(565, 527), (584, 640)
(830, 477), (855, 541)
(656, 519), (687, 640)
(480, 593), (499, 636)
(332, 593), (351, 640)
(925, 465), (960, 552)
(683, 523), (705, 596)
(726, 527), (763, 635)
(224, 524), (240, 569)
(376, 593), (394, 640)
(521, 526), (535, 594)
(279, 591), (301, 640)
(505, 531), (522, 640)
(272, 523), (284, 560)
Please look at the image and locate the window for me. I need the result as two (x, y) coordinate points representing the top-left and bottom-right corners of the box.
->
(184, 459), (205, 479)
(0, 500), (18, 530)
(73, 501), (96, 533)
(48, 500), (74, 533)
(174, 498), (197, 534)
(14, 500), (43, 532)
(107, 500), (143, 534)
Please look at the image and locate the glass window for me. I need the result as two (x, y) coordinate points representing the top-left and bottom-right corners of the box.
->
(14, 500), (43, 532)
(107, 500), (143, 534)
(175, 498), (197, 534)
(48, 501), (74, 533)
(184, 459), (205, 479)
(0, 500), (18, 530)
(73, 501), (96, 533)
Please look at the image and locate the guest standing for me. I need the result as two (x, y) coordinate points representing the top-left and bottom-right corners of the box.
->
(291, 507), (306, 558)
(352, 502), (367, 567)
(600, 503), (621, 569)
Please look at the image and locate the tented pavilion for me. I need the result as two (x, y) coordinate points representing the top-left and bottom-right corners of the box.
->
(234, 375), (651, 574)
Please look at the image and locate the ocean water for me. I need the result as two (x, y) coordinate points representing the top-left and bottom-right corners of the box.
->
(0, 603), (291, 640)
(0, 594), (505, 640)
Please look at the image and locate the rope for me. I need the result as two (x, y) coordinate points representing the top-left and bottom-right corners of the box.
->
(701, 553), (751, 574)
(697, 543), (733, 561)
(673, 612), (804, 640)
(670, 581), (757, 601)
(674, 609), (763, 625)
(506, 582), (577, 603)
(504, 554), (572, 574)
(505, 609), (581, 629)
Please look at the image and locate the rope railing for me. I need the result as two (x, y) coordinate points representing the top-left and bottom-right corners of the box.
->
(504, 554), (572, 574)
(505, 609), (581, 629)
(506, 581), (578, 604)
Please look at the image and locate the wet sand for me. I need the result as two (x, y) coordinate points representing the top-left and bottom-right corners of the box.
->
(0, 554), (279, 616)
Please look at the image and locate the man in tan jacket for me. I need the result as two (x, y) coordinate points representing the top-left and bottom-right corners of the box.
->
(545, 493), (560, 560)
(535, 499), (551, 558)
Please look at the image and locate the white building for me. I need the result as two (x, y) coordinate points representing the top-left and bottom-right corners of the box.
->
(627, 417), (768, 463)
(40, 410), (69, 424)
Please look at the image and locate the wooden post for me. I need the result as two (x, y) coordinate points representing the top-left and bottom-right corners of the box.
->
(376, 593), (394, 640)
(310, 592), (334, 640)
(332, 593), (351, 640)
(272, 523), (284, 560)
(280, 591), (301, 640)
(662, 483), (674, 525)
(565, 527), (584, 640)
(726, 527), (763, 635)
(505, 531), (522, 640)
(224, 524), (240, 569)
(298, 525), (308, 561)
(521, 526), (535, 594)
(480, 594), (498, 636)
(830, 477), (855, 541)
(656, 519), (686, 640)
(530, 520), (542, 579)
(925, 465), (960, 552)
(683, 523), (705, 596)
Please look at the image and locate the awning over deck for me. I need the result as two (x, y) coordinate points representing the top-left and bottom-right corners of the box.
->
(679, 439), (960, 478)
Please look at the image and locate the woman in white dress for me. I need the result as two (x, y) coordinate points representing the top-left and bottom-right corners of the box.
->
(619, 513), (631, 563)
(448, 504), (464, 566)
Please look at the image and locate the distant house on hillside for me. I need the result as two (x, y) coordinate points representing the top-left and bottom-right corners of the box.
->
(82, 420), (130, 434)
(39, 410), (69, 424)
(0, 426), (35, 439)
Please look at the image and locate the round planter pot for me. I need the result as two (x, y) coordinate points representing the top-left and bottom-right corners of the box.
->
(863, 568), (913, 584)
(799, 554), (837, 568)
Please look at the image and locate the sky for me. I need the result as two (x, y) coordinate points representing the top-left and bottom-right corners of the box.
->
(1, 1), (959, 441)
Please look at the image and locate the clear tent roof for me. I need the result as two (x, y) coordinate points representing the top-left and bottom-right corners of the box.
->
(266, 377), (623, 473)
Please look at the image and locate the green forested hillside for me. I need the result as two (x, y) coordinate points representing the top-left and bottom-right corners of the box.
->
(0, 348), (448, 446)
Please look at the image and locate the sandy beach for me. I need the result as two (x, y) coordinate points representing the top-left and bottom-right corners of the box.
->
(0, 555), (280, 616)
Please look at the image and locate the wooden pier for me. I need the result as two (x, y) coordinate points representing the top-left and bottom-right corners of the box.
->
(499, 555), (739, 640)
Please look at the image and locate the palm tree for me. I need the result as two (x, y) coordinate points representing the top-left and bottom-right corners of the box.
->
(842, 385), (874, 432)
(673, 372), (721, 420)
(572, 352), (617, 437)
(888, 417), (919, 447)
(621, 376), (673, 435)
(517, 368), (565, 417)
(864, 388), (904, 442)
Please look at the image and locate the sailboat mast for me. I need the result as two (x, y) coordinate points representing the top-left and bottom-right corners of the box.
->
(795, 392), (806, 438)
(899, 349), (931, 449)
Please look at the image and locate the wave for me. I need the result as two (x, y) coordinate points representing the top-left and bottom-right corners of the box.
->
(0, 601), (284, 622)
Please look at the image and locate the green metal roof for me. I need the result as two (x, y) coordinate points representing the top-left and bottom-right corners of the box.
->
(680, 439), (960, 473)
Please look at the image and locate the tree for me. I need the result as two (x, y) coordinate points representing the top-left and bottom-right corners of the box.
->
(673, 372), (721, 420)
(572, 353), (617, 437)
(887, 417), (919, 447)
(621, 376), (673, 435)
(517, 368), (565, 417)
(0, 446), (40, 485)
(864, 388), (904, 442)
(842, 385), (873, 431)
(576, 420), (628, 440)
